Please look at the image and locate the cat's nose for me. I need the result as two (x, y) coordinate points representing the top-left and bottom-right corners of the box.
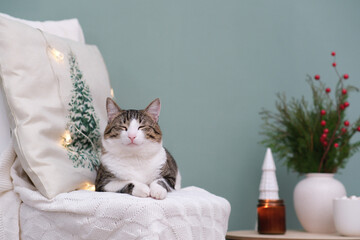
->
(128, 135), (136, 142)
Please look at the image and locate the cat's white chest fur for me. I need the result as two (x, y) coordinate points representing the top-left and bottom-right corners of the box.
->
(102, 145), (167, 185)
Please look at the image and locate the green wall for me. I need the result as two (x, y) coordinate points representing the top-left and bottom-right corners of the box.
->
(2, 0), (360, 231)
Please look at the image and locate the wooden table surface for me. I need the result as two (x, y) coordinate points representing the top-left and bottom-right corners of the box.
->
(226, 230), (360, 240)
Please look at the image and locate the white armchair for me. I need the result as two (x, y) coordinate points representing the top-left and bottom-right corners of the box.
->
(0, 13), (230, 240)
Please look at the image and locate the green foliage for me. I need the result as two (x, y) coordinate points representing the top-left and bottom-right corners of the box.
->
(64, 52), (101, 171)
(260, 71), (360, 174)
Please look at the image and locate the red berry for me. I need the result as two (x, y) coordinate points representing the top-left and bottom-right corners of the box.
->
(314, 75), (320, 80)
(344, 120), (350, 126)
(340, 104), (345, 110)
(331, 51), (336, 56)
(344, 102), (350, 108)
(326, 88), (331, 93)
(343, 74), (349, 79)
(323, 141), (328, 146)
(321, 120), (326, 126)
(321, 133), (327, 139)
(341, 128), (347, 133)
(332, 62), (337, 67)
(334, 143), (339, 148)
(323, 128), (329, 134)
(342, 89), (347, 95)
(357, 126), (360, 132)
(320, 110), (326, 115)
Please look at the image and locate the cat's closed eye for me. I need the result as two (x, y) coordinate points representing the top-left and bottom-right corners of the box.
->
(138, 126), (146, 130)
(116, 126), (128, 131)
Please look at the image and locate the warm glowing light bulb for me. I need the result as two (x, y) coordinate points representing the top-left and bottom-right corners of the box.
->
(79, 182), (96, 191)
(48, 47), (64, 62)
(110, 88), (114, 98)
(62, 130), (72, 146)
(88, 184), (96, 191)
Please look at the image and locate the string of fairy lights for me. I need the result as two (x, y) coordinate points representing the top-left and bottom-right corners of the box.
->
(39, 29), (114, 191)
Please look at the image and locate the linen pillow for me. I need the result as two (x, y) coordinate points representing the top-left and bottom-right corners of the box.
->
(0, 16), (111, 198)
(0, 13), (85, 43)
(0, 13), (85, 155)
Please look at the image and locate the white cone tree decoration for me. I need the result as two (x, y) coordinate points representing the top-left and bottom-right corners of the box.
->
(259, 148), (279, 200)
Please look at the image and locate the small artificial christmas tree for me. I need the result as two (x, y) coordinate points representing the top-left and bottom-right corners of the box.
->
(63, 52), (101, 171)
(259, 148), (279, 200)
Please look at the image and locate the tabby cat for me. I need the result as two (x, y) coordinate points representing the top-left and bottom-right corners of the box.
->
(95, 98), (180, 200)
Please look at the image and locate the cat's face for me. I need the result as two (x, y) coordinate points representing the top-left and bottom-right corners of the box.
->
(103, 98), (162, 152)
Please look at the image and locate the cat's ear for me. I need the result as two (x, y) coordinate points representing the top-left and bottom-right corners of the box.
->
(145, 98), (161, 122)
(106, 97), (121, 123)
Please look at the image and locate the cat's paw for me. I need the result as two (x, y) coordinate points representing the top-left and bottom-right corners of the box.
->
(150, 182), (167, 200)
(132, 183), (150, 198)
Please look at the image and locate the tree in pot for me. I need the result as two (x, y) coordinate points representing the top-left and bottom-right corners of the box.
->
(260, 52), (360, 233)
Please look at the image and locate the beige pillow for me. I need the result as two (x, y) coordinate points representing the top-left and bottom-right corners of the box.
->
(0, 13), (86, 155)
(0, 12), (85, 43)
(0, 16), (111, 198)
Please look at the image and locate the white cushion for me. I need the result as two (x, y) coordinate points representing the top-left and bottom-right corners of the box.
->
(0, 16), (111, 198)
(0, 13), (85, 43)
(0, 13), (85, 156)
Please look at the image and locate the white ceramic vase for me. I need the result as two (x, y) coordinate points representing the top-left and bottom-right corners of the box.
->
(293, 173), (346, 233)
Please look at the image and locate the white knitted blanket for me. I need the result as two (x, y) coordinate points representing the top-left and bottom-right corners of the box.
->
(0, 142), (231, 240)
(0, 140), (20, 240)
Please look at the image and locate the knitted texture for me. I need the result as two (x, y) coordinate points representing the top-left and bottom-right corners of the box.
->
(17, 187), (230, 240)
(0, 140), (20, 240)
(1, 142), (231, 240)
